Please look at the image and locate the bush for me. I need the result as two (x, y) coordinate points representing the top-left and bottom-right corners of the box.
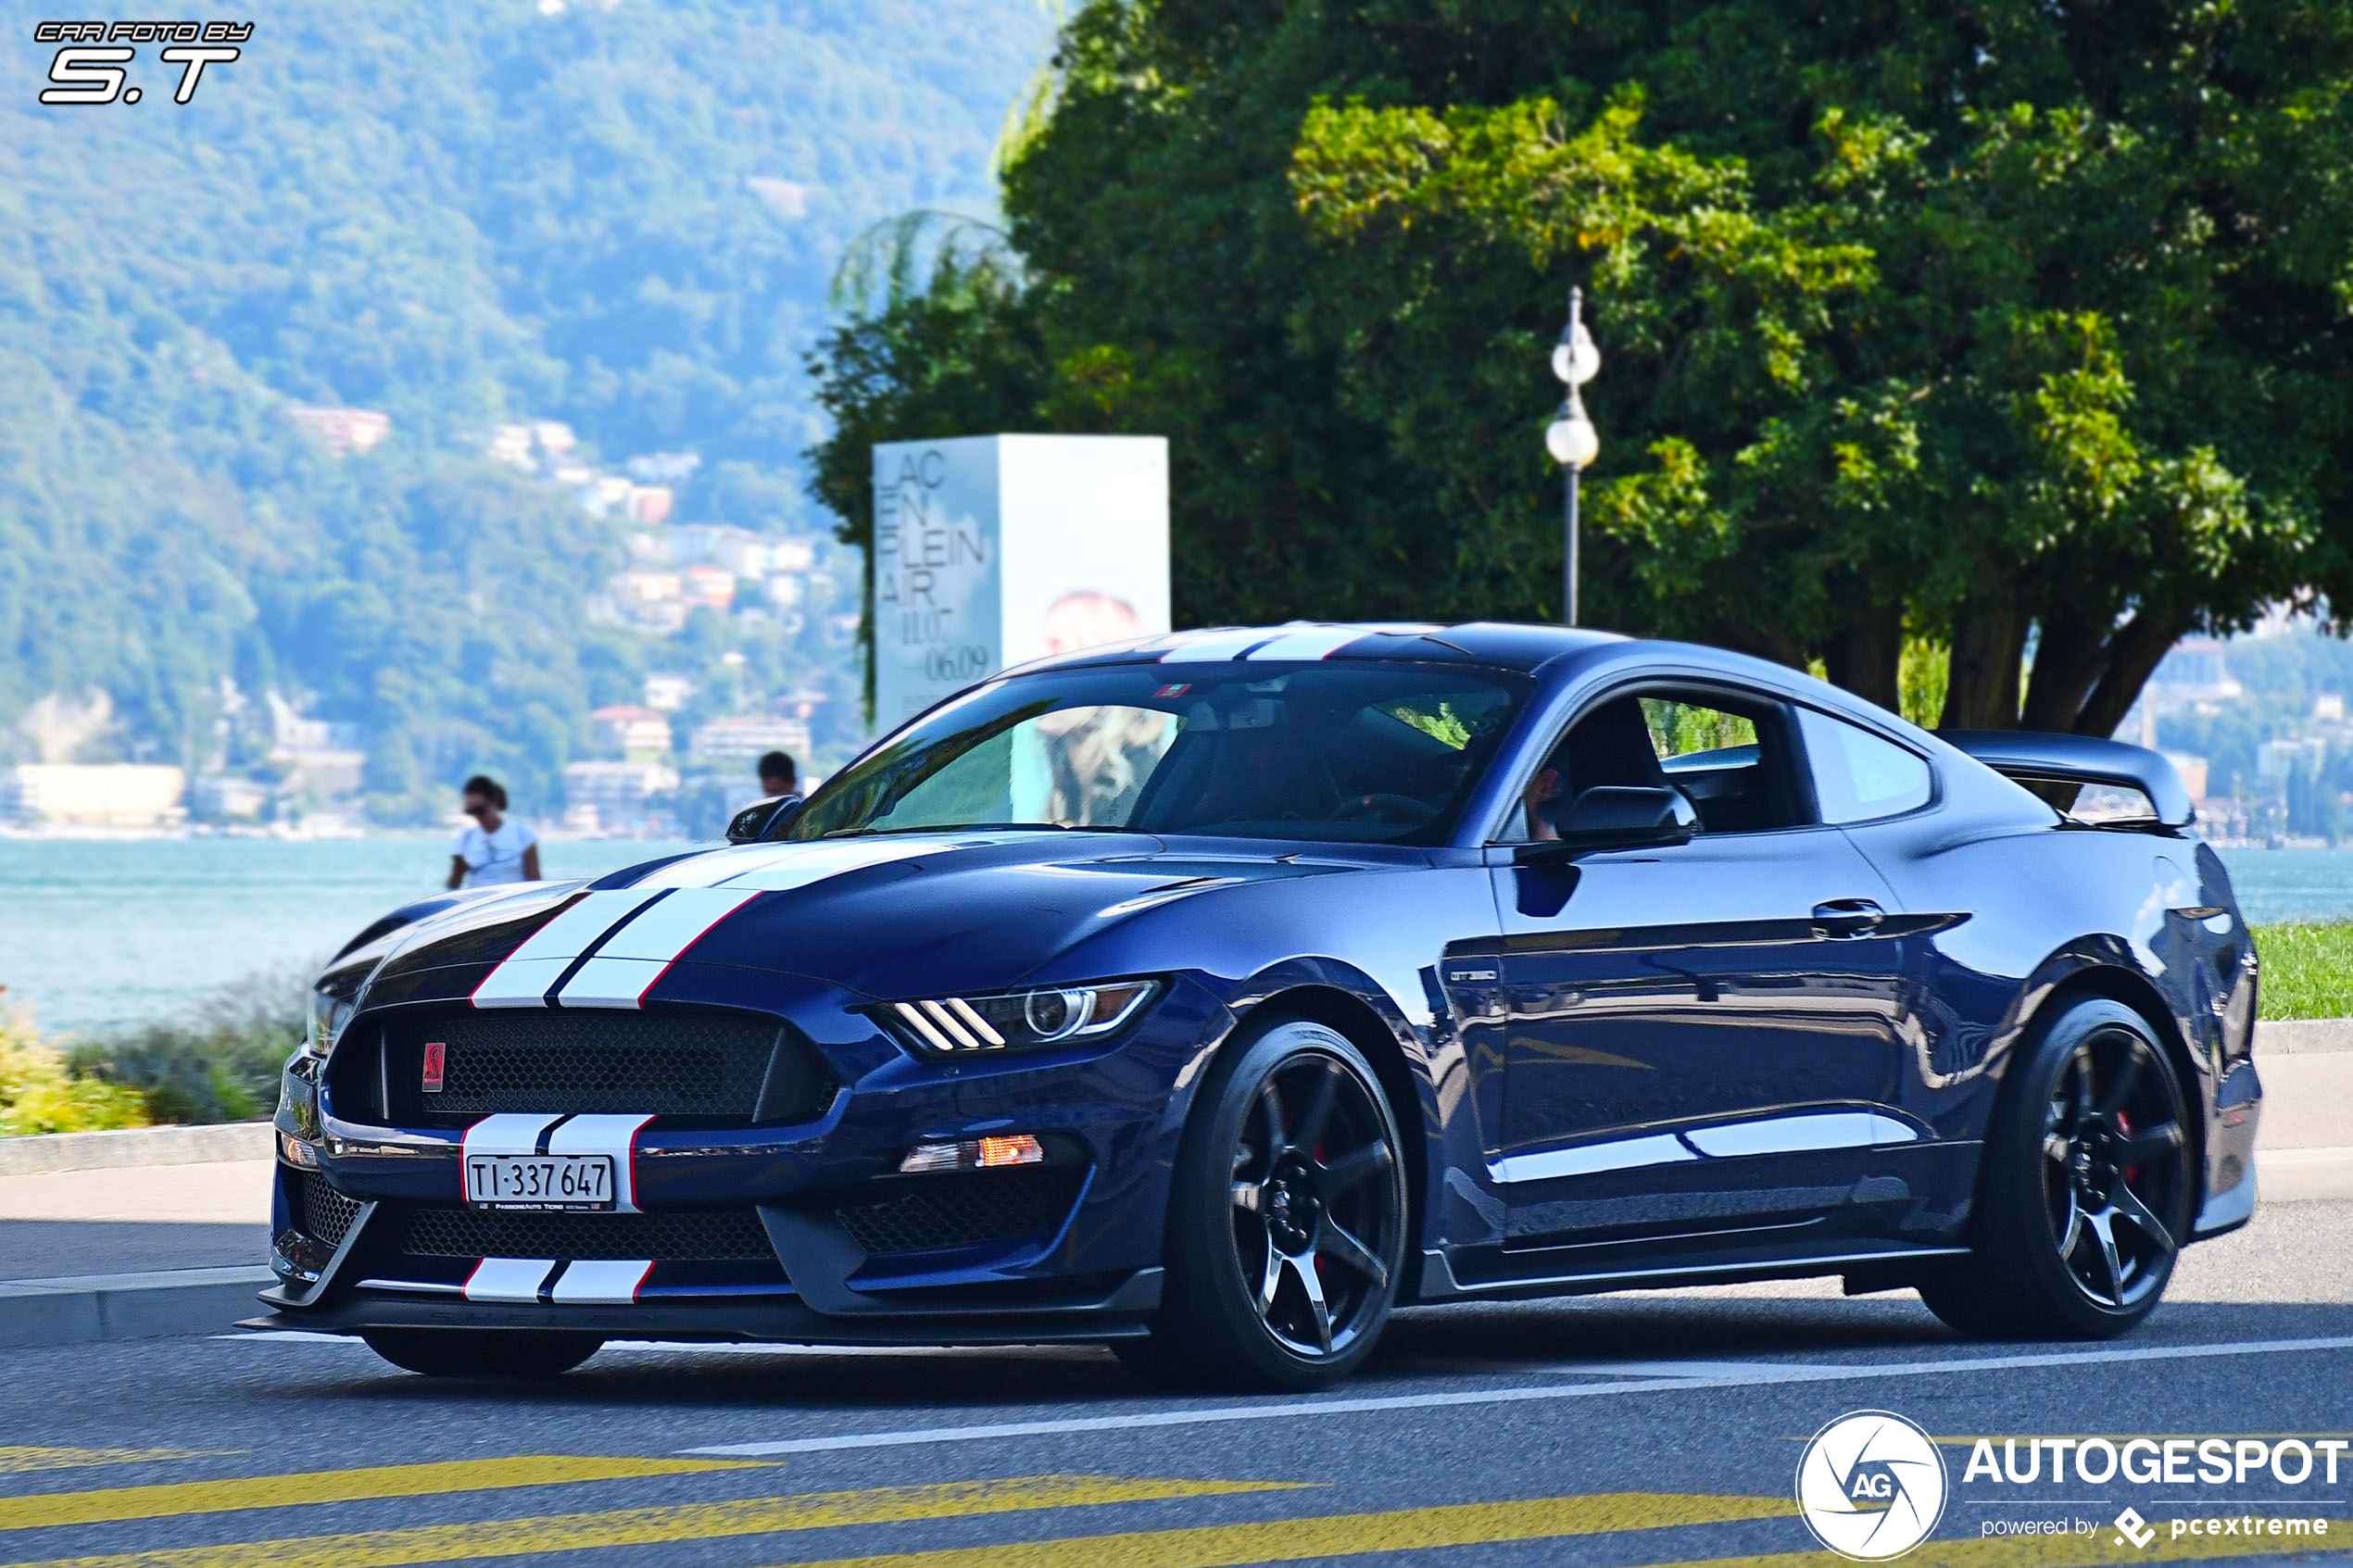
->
(67, 969), (308, 1125)
(0, 1007), (149, 1135)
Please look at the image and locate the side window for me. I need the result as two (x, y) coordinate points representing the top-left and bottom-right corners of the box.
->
(1641, 696), (1802, 834)
(1515, 689), (1806, 838)
(1797, 707), (1932, 823)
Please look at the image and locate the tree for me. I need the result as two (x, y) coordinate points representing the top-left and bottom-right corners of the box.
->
(811, 0), (2353, 734)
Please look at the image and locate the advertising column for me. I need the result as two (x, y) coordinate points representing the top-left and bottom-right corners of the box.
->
(871, 434), (1169, 732)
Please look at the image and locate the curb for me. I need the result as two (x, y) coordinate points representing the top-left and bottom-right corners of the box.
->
(0, 1123), (271, 1176)
(0, 1267), (274, 1350)
(2255, 1018), (2353, 1056)
(2255, 1148), (2353, 1203)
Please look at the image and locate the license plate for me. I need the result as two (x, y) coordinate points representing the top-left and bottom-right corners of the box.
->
(465, 1153), (614, 1210)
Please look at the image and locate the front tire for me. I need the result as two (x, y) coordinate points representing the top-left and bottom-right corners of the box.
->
(1119, 1019), (1407, 1391)
(362, 1328), (604, 1378)
(1919, 997), (2194, 1340)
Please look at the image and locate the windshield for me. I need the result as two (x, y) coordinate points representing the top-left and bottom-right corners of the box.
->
(791, 661), (1530, 846)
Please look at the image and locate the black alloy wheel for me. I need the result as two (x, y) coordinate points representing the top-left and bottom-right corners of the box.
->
(1919, 997), (2193, 1340)
(1119, 1019), (1407, 1389)
(2039, 1020), (2189, 1312)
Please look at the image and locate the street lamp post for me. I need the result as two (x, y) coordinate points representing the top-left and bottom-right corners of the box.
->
(1545, 288), (1601, 626)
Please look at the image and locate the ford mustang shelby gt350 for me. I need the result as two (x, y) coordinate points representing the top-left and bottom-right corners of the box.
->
(256, 623), (2260, 1387)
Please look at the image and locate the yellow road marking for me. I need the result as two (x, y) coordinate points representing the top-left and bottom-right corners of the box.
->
(0, 1451), (216, 1477)
(744, 1492), (1792, 1568)
(12, 1474), (1302, 1568)
(0, 1455), (767, 1532)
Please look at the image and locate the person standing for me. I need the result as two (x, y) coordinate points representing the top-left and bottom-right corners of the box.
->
(757, 750), (799, 798)
(447, 774), (542, 889)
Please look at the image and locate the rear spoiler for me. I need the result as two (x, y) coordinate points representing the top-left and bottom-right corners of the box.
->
(1938, 730), (2194, 829)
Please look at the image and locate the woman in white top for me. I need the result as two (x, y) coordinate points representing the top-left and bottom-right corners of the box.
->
(447, 774), (542, 889)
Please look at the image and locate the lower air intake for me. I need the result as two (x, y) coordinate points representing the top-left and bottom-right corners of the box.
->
(835, 1167), (1086, 1256)
(387, 1206), (776, 1261)
(299, 1173), (363, 1249)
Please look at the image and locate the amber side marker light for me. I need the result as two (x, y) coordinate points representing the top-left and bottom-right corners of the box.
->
(899, 1134), (1047, 1174)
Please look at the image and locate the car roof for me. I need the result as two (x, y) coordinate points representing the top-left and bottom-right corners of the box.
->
(1002, 621), (1629, 676)
(999, 620), (1939, 745)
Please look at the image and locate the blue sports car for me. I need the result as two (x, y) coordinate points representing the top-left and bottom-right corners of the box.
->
(257, 622), (2261, 1388)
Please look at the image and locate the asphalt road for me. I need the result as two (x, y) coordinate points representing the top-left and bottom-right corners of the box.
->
(0, 1203), (2348, 1568)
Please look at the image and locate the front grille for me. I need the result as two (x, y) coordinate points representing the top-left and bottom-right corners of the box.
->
(836, 1168), (1086, 1256)
(368, 1009), (832, 1125)
(386, 1205), (775, 1261)
(300, 1173), (363, 1249)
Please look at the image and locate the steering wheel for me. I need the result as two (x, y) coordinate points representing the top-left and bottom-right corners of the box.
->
(1326, 793), (1439, 825)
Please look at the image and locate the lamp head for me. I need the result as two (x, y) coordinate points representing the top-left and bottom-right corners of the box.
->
(1546, 398), (1599, 469)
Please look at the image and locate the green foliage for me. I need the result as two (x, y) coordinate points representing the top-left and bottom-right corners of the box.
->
(805, 257), (1051, 718)
(0, 1011), (148, 1135)
(809, 0), (2353, 736)
(1, 0), (1050, 795)
(66, 970), (308, 1126)
(2251, 923), (2353, 1022)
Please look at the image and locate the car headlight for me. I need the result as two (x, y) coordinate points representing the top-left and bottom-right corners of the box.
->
(305, 985), (359, 1056)
(876, 980), (1161, 1055)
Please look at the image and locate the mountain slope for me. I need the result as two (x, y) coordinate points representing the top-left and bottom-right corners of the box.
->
(0, 0), (1049, 808)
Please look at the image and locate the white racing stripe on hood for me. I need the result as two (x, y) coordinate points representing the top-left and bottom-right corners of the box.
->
(470, 889), (664, 1008)
(556, 889), (760, 1010)
(471, 839), (945, 1008)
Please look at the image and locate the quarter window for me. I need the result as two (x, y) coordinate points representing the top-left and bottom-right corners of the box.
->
(1797, 708), (1932, 822)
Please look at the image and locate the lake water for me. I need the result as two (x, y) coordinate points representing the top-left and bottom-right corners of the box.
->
(3, 837), (2350, 1037)
(0, 837), (700, 1037)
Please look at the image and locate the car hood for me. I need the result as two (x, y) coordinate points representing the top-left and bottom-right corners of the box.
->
(357, 831), (1377, 1001)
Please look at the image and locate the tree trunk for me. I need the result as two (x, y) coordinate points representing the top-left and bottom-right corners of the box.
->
(1821, 597), (1904, 712)
(1938, 588), (2031, 730)
(2018, 608), (2109, 733)
(2074, 608), (2191, 739)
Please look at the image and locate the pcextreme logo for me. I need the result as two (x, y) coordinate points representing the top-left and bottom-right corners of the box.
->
(1796, 1410), (1951, 1561)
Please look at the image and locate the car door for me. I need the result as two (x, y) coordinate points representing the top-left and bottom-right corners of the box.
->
(1484, 684), (1918, 1250)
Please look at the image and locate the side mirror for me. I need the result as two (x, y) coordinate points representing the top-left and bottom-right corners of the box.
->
(1536, 784), (1697, 853)
(725, 794), (804, 844)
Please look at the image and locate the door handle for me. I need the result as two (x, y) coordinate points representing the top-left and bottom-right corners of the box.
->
(1811, 898), (1885, 938)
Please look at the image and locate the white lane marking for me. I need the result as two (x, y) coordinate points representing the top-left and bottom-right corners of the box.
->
(463, 1258), (556, 1303)
(550, 1260), (654, 1304)
(472, 889), (665, 1008)
(682, 1336), (2353, 1457)
(545, 1112), (654, 1211)
(555, 888), (761, 1008)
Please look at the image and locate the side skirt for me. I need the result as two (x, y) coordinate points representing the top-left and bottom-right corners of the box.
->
(1413, 1242), (1970, 1304)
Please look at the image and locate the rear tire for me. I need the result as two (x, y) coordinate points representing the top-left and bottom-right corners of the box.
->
(1119, 1019), (1407, 1391)
(362, 1328), (604, 1378)
(1919, 997), (2193, 1340)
